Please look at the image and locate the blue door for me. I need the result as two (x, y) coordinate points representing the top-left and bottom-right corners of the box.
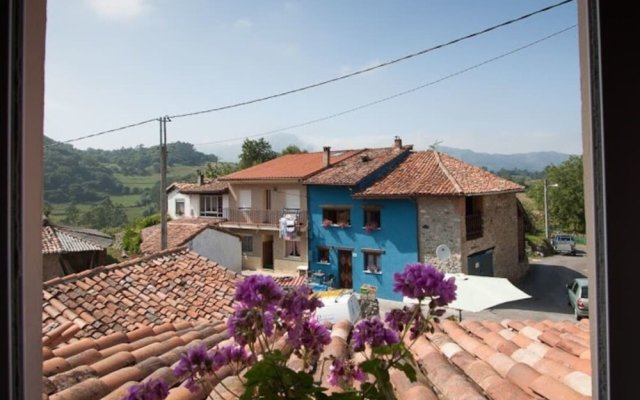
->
(467, 249), (494, 277)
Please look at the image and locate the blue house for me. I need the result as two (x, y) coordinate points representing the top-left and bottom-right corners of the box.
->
(304, 138), (416, 300)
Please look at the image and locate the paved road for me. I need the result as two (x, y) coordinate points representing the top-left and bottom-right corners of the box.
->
(378, 245), (589, 322)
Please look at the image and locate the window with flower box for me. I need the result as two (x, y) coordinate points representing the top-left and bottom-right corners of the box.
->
(363, 207), (381, 231)
(317, 246), (330, 264)
(321, 207), (351, 227)
(362, 249), (383, 274)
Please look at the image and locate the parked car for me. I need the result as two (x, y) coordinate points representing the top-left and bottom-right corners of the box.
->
(567, 278), (589, 320)
(552, 233), (576, 255)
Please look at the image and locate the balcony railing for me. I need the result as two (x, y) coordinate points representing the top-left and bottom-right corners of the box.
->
(466, 213), (483, 240)
(223, 208), (307, 226)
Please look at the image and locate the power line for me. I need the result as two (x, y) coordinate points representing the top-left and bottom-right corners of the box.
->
(193, 25), (576, 147)
(168, 0), (573, 119)
(46, 118), (158, 147)
(46, 0), (573, 147)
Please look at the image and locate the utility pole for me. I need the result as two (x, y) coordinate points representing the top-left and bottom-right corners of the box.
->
(543, 179), (559, 239)
(159, 116), (170, 250)
(544, 178), (549, 239)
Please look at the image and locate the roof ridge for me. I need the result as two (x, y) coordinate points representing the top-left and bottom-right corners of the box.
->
(42, 245), (191, 288)
(433, 150), (463, 194)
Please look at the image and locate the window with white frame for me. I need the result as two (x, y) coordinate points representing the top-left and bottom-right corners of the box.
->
(239, 189), (252, 210)
(175, 199), (185, 216)
(200, 195), (223, 217)
(285, 240), (301, 258)
(363, 250), (383, 273)
(241, 236), (253, 253)
(283, 189), (300, 209)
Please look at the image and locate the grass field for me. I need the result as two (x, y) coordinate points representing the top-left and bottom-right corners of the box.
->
(114, 164), (201, 190)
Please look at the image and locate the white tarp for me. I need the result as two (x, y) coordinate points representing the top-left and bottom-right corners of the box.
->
(404, 273), (531, 313)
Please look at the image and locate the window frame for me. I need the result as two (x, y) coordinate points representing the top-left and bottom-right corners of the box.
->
(317, 246), (330, 264)
(363, 208), (381, 230)
(321, 206), (352, 227)
(200, 194), (223, 217)
(241, 236), (253, 254)
(284, 240), (301, 259)
(175, 199), (185, 216)
(362, 249), (384, 274)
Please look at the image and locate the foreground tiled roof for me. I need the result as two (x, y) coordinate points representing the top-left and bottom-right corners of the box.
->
(355, 150), (524, 198)
(42, 225), (110, 254)
(42, 247), (241, 347)
(304, 146), (412, 186)
(140, 220), (220, 254)
(42, 320), (230, 400)
(41, 314), (592, 400)
(219, 150), (359, 181)
(167, 179), (229, 194)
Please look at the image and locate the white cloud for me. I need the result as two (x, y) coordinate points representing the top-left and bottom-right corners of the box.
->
(234, 18), (254, 30)
(88, 0), (149, 21)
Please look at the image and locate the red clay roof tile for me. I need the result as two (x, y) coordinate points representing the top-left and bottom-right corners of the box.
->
(220, 150), (359, 181)
(168, 179), (229, 194)
(355, 150), (524, 198)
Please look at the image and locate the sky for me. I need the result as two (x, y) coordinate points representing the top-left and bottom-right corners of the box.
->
(44, 0), (581, 162)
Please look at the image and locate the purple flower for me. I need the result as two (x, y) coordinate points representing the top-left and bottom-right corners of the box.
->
(234, 275), (283, 311)
(122, 378), (169, 400)
(384, 307), (413, 333)
(227, 307), (275, 346)
(279, 285), (323, 323)
(327, 358), (366, 388)
(173, 343), (214, 393)
(291, 318), (331, 358)
(351, 318), (399, 352)
(212, 344), (253, 372)
(393, 263), (457, 305)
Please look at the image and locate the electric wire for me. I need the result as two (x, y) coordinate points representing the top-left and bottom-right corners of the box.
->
(168, 0), (573, 119)
(192, 25), (576, 147)
(45, 0), (573, 147)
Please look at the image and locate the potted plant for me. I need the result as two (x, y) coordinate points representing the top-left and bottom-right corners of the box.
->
(366, 264), (380, 274)
(322, 219), (332, 227)
(338, 221), (348, 228)
(364, 221), (378, 232)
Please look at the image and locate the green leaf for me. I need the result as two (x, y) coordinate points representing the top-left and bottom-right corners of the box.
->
(394, 362), (417, 382)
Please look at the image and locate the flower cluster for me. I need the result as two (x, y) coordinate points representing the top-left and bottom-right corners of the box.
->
(322, 219), (333, 227)
(122, 378), (168, 400)
(393, 262), (457, 305)
(122, 263), (455, 400)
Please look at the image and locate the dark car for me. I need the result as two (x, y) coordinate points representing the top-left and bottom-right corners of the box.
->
(567, 278), (589, 320)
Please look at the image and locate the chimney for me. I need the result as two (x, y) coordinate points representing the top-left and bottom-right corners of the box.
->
(323, 146), (331, 167)
(197, 173), (204, 185)
(394, 136), (402, 149)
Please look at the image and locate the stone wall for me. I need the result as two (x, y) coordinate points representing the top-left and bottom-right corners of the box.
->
(417, 196), (464, 273)
(418, 193), (527, 281)
(463, 193), (528, 280)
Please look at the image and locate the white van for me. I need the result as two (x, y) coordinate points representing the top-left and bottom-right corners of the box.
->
(551, 234), (576, 255)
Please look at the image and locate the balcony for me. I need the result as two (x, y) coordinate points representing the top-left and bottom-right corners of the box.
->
(466, 213), (483, 240)
(221, 208), (307, 229)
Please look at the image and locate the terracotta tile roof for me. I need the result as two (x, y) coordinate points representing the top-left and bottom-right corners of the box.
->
(219, 150), (359, 181)
(42, 247), (241, 347)
(303, 146), (412, 185)
(42, 313), (592, 400)
(273, 275), (308, 288)
(140, 220), (220, 254)
(167, 179), (229, 194)
(42, 225), (111, 255)
(355, 150), (525, 198)
(42, 320), (231, 400)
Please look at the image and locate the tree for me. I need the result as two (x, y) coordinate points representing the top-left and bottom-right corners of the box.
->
(239, 138), (278, 169)
(529, 155), (585, 233)
(43, 202), (53, 218)
(280, 145), (307, 155)
(203, 162), (239, 179)
(62, 203), (80, 225)
(79, 198), (128, 229)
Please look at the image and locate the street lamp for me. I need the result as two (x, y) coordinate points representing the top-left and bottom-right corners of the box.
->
(544, 179), (559, 239)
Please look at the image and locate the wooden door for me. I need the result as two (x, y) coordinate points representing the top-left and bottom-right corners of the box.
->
(262, 240), (273, 269)
(338, 250), (353, 289)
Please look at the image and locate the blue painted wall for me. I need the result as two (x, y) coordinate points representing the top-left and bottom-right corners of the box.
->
(307, 185), (418, 301)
